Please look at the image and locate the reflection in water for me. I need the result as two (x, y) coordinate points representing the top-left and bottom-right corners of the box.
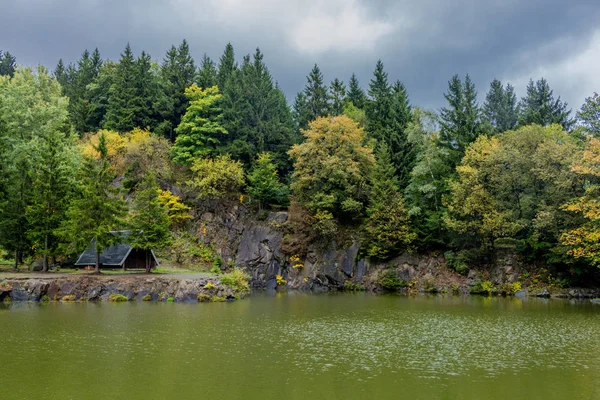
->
(1, 294), (599, 400)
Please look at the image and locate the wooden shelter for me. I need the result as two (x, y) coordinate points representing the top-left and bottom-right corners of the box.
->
(74, 232), (159, 270)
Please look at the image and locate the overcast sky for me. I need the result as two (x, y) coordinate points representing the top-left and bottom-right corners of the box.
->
(2, 0), (599, 111)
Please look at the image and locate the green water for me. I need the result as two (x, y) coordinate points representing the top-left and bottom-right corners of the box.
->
(1, 293), (599, 399)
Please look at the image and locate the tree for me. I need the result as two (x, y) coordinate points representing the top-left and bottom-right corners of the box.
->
(247, 152), (289, 208)
(347, 73), (366, 109)
(329, 78), (346, 116)
(103, 44), (139, 132)
(0, 50), (16, 77)
(288, 116), (375, 227)
(160, 40), (197, 140)
(171, 85), (227, 165)
(188, 155), (245, 200)
(217, 43), (236, 91)
(68, 49), (103, 135)
(197, 54), (218, 89)
(364, 143), (415, 259)
(438, 74), (482, 168)
(297, 64), (329, 128)
(446, 124), (579, 254)
(518, 78), (572, 130)
(483, 79), (518, 133)
(220, 48), (295, 172)
(576, 93), (600, 137)
(128, 172), (171, 273)
(58, 133), (126, 273)
(293, 92), (311, 131)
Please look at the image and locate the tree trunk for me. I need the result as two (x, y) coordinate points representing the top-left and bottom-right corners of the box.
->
(145, 250), (151, 274)
(95, 251), (101, 274)
(42, 234), (49, 273)
(14, 249), (19, 272)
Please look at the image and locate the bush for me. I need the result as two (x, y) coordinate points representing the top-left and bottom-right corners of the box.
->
(210, 295), (226, 302)
(343, 281), (366, 291)
(444, 251), (470, 275)
(378, 269), (407, 291)
(220, 269), (251, 294)
(189, 155), (245, 200)
(166, 297), (175, 303)
(204, 281), (216, 290)
(142, 294), (152, 301)
(41, 295), (51, 302)
(61, 295), (77, 302)
(276, 274), (287, 286)
(198, 293), (211, 302)
(108, 294), (129, 302)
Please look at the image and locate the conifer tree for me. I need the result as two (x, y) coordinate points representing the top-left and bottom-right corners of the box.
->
(577, 92), (600, 136)
(128, 172), (171, 273)
(197, 54), (218, 89)
(171, 85), (227, 165)
(293, 92), (311, 131)
(58, 133), (126, 273)
(518, 78), (572, 129)
(104, 44), (138, 132)
(0, 50), (16, 77)
(329, 78), (346, 116)
(483, 79), (518, 133)
(438, 74), (482, 168)
(217, 43), (236, 91)
(300, 64), (330, 126)
(247, 152), (289, 209)
(347, 73), (366, 109)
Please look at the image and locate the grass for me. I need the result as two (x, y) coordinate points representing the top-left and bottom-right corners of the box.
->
(220, 269), (251, 294)
(108, 293), (129, 302)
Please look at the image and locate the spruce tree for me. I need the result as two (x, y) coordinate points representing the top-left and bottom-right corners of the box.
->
(197, 54), (218, 89)
(128, 172), (171, 273)
(390, 80), (414, 187)
(329, 78), (346, 116)
(577, 92), (600, 136)
(438, 74), (482, 168)
(293, 92), (311, 131)
(0, 50), (16, 77)
(217, 43), (236, 91)
(518, 78), (572, 129)
(58, 133), (126, 273)
(302, 64), (330, 124)
(483, 79), (518, 133)
(347, 73), (366, 109)
(104, 44), (138, 132)
(247, 152), (289, 209)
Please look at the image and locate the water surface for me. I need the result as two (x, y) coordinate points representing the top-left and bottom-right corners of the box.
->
(1, 293), (599, 399)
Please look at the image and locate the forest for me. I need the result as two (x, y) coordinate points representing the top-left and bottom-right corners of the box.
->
(1, 42), (600, 284)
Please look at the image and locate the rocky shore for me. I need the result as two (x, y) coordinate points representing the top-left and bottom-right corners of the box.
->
(0, 275), (247, 303)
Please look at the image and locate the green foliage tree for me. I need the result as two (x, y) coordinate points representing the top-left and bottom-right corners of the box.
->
(128, 172), (171, 273)
(446, 124), (580, 255)
(171, 85), (227, 165)
(288, 116), (375, 227)
(576, 92), (600, 137)
(188, 155), (245, 200)
(296, 64), (330, 129)
(104, 44), (139, 132)
(483, 79), (518, 133)
(364, 143), (415, 259)
(438, 74), (482, 168)
(518, 78), (572, 130)
(58, 133), (126, 273)
(247, 152), (289, 208)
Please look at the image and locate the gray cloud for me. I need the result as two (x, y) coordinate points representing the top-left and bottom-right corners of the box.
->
(1, 0), (599, 111)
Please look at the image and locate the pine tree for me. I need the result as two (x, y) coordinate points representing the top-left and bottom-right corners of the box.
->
(134, 51), (158, 130)
(577, 92), (600, 136)
(390, 80), (414, 187)
(104, 44), (138, 132)
(128, 172), (171, 273)
(347, 73), (366, 109)
(366, 60), (392, 139)
(0, 50), (16, 77)
(329, 78), (346, 116)
(518, 78), (572, 129)
(69, 49), (103, 135)
(58, 133), (126, 273)
(171, 85), (227, 165)
(293, 92), (311, 131)
(483, 79), (518, 133)
(53, 59), (68, 89)
(197, 54), (218, 89)
(217, 43), (236, 92)
(438, 74), (482, 168)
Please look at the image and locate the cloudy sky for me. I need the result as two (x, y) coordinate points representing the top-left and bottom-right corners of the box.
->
(2, 0), (599, 110)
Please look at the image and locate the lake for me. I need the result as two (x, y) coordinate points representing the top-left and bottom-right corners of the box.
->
(1, 293), (599, 399)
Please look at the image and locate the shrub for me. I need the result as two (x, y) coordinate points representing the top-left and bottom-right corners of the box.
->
(142, 294), (152, 301)
(378, 269), (407, 291)
(204, 281), (216, 290)
(422, 276), (438, 293)
(108, 294), (129, 302)
(198, 293), (211, 302)
(166, 297), (175, 303)
(188, 155), (245, 200)
(276, 275), (286, 286)
(61, 295), (77, 302)
(210, 295), (225, 302)
(444, 251), (470, 275)
(41, 295), (51, 302)
(343, 281), (366, 292)
(220, 269), (251, 294)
